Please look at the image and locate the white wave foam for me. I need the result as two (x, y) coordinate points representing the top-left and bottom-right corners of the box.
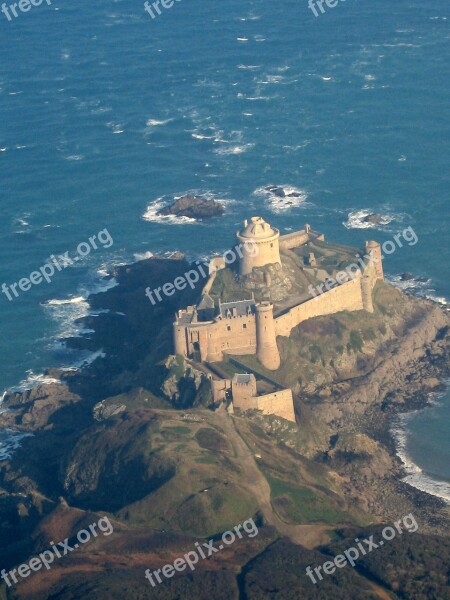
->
(42, 272), (118, 343)
(192, 133), (214, 140)
(254, 185), (308, 212)
(239, 95), (273, 101)
(46, 296), (86, 306)
(43, 296), (91, 338)
(134, 251), (154, 262)
(344, 209), (394, 229)
(214, 144), (254, 155)
(388, 275), (448, 307)
(13, 214), (31, 234)
(237, 64), (261, 70)
(64, 155), (84, 161)
(391, 412), (450, 504)
(146, 118), (172, 127)
(143, 191), (228, 225)
(0, 430), (33, 461)
(257, 75), (285, 84)
(143, 197), (197, 225)
(11, 370), (60, 392)
(70, 349), (106, 369)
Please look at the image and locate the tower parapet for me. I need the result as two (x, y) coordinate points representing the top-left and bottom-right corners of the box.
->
(236, 216), (281, 276)
(255, 302), (280, 370)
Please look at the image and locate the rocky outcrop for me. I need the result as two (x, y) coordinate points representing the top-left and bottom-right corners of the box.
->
(161, 356), (212, 408)
(157, 195), (224, 219)
(264, 185), (303, 199)
(362, 213), (385, 225)
(0, 382), (80, 431)
(335, 303), (448, 416)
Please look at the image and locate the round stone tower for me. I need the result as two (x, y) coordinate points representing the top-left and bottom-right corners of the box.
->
(365, 240), (384, 280)
(255, 302), (280, 371)
(173, 321), (187, 356)
(236, 216), (281, 276)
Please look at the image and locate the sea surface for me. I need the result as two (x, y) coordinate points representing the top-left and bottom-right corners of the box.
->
(0, 0), (449, 501)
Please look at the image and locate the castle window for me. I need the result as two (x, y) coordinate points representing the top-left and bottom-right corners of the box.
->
(243, 323), (247, 329)
(270, 243), (273, 248)
(227, 325), (231, 331)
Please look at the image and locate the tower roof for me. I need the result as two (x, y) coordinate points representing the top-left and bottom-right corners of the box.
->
(239, 216), (278, 240)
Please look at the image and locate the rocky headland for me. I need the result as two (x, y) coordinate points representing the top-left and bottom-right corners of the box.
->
(0, 253), (449, 599)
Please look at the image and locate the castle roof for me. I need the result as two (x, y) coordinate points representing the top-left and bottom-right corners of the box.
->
(219, 298), (255, 318)
(233, 373), (256, 385)
(239, 216), (278, 240)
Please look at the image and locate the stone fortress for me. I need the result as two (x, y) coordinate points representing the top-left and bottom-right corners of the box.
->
(174, 216), (384, 422)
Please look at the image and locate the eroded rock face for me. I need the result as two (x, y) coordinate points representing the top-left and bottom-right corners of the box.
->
(161, 356), (212, 408)
(0, 382), (80, 431)
(157, 195), (224, 219)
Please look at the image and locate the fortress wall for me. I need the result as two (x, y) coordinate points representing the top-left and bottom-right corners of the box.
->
(255, 389), (296, 422)
(205, 315), (257, 361)
(275, 277), (364, 337)
(279, 230), (309, 250)
(201, 270), (217, 296)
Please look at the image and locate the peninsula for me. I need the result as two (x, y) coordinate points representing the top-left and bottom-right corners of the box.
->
(0, 216), (449, 599)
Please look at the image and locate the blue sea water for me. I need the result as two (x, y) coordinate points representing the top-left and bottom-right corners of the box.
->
(0, 0), (449, 498)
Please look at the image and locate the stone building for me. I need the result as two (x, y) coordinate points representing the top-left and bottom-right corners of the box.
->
(173, 297), (281, 371)
(236, 216), (281, 275)
(174, 217), (383, 369)
(173, 216), (384, 422)
(211, 374), (296, 422)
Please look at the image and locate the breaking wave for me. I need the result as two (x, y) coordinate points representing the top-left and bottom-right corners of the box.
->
(253, 185), (308, 212)
(344, 209), (395, 229)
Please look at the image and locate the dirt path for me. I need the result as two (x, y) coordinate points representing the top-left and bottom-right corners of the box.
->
(366, 580), (394, 600)
(214, 407), (331, 549)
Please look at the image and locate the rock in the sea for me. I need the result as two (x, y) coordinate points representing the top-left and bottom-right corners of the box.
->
(157, 195), (224, 219)
(264, 185), (286, 197)
(363, 213), (385, 225)
(401, 272), (414, 281)
(264, 185), (303, 199)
